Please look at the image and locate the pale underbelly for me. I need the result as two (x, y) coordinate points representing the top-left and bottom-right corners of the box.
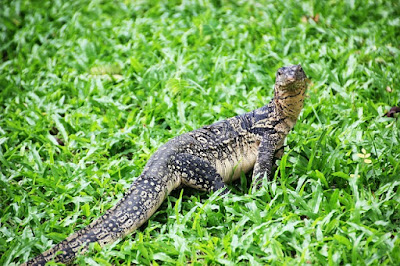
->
(215, 142), (259, 183)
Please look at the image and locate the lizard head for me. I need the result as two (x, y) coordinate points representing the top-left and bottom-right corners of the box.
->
(275, 64), (308, 92)
(273, 64), (308, 118)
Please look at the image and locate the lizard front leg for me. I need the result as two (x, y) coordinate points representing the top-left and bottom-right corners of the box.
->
(252, 134), (283, 189)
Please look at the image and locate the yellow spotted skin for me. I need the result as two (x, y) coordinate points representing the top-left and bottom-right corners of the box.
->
(23, 64), (308, 265)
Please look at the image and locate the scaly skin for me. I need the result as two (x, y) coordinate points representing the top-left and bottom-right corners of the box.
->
(22, 64), (308, 265)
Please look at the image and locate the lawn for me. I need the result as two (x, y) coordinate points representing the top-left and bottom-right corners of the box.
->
(1, 0), (399, 265)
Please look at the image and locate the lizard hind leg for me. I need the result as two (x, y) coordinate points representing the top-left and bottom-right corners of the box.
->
(172, 153), (227, 193)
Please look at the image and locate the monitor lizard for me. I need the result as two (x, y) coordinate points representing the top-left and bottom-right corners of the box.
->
(22, 64), (308, 265)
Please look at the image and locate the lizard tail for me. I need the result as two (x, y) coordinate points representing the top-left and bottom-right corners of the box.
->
(23, 175), (169, 265)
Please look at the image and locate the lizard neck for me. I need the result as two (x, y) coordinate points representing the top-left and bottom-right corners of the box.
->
(273, 85), (306, 121)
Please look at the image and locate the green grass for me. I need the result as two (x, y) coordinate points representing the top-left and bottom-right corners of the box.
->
(1, 0), (400, 265)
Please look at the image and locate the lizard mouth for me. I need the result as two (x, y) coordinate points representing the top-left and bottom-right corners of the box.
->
(279, 79), (307, 92)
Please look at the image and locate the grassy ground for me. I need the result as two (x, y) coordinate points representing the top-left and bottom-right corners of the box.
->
(1, 0), (400, 265)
